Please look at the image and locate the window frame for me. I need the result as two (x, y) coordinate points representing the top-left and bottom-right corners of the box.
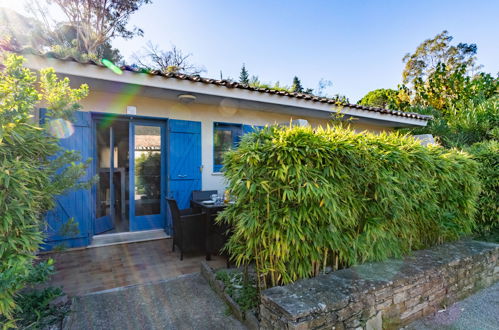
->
(213, 122), (243, 172)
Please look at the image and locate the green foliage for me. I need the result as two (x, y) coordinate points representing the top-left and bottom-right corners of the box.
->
(0, 260), (68, 329)
(215, 270), (259, 313)
(407, 97), (498, 148)
(466, 140), (498, 237)
(135, 152), (161, 198)
(218, 125), (480, 289)
(12, 287), (66, 329)
(26, 0), (150, 58)
(399, 32), (498, 239)
(357, 88), (399, 109)
(290, 76), (303, 93)
(411, 63), (498, 111)
(239, 64), (249, 85)
(402, 30), (479, 85)
(0, 53), (89, 320)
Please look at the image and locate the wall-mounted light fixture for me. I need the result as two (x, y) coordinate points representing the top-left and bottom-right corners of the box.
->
(178, 94), (197, 104)
(126, 106), (137, 115)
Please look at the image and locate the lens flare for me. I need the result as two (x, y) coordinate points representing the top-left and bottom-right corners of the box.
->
(47, 118), (75, 138)
(219, 98), (239, 117)
(102, 58), (123, 75)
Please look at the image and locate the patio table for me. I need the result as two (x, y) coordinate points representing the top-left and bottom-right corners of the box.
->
(190, 200), (229, 260)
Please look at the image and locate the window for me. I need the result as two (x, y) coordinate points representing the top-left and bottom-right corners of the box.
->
(213, 122), (242, 172)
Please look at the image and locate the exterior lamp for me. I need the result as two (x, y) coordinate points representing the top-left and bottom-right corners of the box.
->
(178, 94), (197, 104)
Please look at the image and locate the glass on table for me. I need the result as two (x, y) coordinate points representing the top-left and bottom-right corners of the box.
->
(211, 194), (218, 203)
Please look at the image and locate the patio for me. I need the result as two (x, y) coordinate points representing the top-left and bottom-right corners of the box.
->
(39, 238), (226, 296)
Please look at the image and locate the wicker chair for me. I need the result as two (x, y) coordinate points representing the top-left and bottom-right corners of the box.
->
(190, 190), (216, 210)
(192, 190), (218, 202)
(166, 198), (206, 260)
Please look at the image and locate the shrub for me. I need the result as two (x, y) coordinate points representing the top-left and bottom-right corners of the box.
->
(218, 125), (480, 288)
(0, 260), (69, 329)
(0, 54), (88, 320)
(467, 140), (499, 239)
(407, 96), (499, 148)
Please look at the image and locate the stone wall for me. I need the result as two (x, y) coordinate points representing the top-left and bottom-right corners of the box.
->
(259, 240), (499, 329)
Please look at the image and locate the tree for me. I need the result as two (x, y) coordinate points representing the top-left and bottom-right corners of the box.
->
(399, 32), (499, 242)
(47, 23), (123, 62)
(411, 62), (498, 112)
(358, 88), (399, 108)
(133, 42), (205, 75)
(402, 30), (479, 85)
(239, 63), (249, 85)
(0, 7), (46, 47)
(0, 53), (89, 320)
(290, 76), (303, 93)
(25, 0), (151, 59)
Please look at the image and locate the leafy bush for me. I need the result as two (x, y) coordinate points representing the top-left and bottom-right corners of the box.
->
(215, 270), (258, 313)
(0, 260), (69, 329)
(218, 125), (480, 288)
(357, 88), (400, 109)
(405, 96), (498, 238)
(136, 152), (161, 198)
(467, 140), (498, 239)
(407, 96), (498, 148)
(0, 53), (88, 321)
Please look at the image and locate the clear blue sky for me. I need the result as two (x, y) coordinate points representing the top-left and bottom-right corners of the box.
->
(4, 0), (499, 101)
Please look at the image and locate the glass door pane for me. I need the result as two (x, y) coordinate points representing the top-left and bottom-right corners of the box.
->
(95, 125), (115, 234)
(133, 125), (162, 215)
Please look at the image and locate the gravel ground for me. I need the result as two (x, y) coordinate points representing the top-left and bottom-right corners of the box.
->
(63, 273), (246, 330)
(405, 282), (499, 330)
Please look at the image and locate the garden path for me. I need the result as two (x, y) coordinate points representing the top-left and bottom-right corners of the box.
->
(405, 282), (499, 330)
(63, 273), (245, 330)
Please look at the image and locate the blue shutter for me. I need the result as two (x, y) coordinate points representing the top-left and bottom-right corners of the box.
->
(40, 110), (93, 250)
(168, 119), (202, 214)
(243, 124), (264, 134)
(243, 124), (255, 134)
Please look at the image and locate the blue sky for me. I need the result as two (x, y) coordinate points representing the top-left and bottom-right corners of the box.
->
(3, 0), (499, 101)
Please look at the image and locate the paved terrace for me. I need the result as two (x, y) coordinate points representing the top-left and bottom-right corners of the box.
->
(40, 238), (226, 296)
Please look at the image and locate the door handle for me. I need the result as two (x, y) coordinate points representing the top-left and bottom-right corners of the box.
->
(177, 174), (187, 178)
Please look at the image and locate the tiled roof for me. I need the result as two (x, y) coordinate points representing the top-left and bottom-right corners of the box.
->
(21, 49), (432, 121)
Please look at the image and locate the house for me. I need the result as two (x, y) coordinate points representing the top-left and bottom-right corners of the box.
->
(23, 52), (431, 250)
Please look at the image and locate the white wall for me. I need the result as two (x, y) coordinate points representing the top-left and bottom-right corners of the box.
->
(78, 90), (390, 193)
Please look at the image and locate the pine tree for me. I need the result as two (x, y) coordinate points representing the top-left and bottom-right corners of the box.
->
(291, 76), (303, 93)
(239, 64), (249, 84)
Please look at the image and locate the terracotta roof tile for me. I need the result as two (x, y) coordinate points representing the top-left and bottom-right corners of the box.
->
(20, 49), (432, 121)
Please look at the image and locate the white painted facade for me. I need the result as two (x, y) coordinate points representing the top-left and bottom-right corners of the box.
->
(25, 54), (429, 194)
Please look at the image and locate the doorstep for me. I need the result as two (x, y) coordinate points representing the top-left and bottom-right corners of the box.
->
(89, 229), (170, 248)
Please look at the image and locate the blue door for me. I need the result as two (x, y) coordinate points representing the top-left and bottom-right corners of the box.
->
(94, 124), (115, 234)
(40, 110), (93, 249)
(129, 120), (167, 231)
(167, 120), (202, 233)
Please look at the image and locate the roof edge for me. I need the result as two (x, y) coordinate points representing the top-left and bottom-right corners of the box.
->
(14, 49), (432, 122)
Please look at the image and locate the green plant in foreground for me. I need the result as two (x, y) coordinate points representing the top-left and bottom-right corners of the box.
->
(467, 140), (499, 239)
(218, 125), (480, 289)
(216, 270), (259, 313)
(0, 53), (89, 321)
(0, 260), (68, 329)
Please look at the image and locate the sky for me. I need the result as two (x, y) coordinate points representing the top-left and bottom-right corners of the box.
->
(1, 0), (498, 101)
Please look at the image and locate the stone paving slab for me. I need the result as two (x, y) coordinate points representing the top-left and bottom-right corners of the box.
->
(40, 238), (226, 297)
(63, 273), (246, 330)
(404, 281), (499, 330)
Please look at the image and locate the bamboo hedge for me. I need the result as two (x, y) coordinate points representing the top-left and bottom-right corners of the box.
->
(218, 125), (480, 289)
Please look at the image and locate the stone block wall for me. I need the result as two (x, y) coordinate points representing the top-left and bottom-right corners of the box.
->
(259, 240), (499, 329)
